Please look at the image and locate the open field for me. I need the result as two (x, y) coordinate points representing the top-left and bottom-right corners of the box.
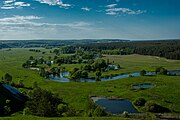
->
(0, 48), (180, 119)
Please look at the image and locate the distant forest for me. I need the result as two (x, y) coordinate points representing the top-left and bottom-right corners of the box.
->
(77, 40), (180, 60)
(0, 40), (180, 60)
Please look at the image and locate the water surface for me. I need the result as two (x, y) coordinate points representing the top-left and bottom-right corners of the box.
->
(91, 97), (140, 114)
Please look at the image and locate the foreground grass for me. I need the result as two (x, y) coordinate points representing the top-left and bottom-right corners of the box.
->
(0, 48), (180, 119)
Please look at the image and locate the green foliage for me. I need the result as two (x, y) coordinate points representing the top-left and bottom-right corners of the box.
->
(39, 68), (49, 78)
(145, 101), (170, 113)
(4, 106), (11, 115)
(70, 68), (89, 80)
(4, 73), (12, 83)
(122, 111), (129, 118)
(81, 71), (88, 78)
(95, 71), (102, 79)
(57, 104), (68, 116)
(26, 87), (65, 117)
(92, 106), (106, 117)
(4, 99), (11, 115)
(23, 107), (31, 115)
(133, 98), (146, 106)
(155, 67), (167, 75)
(62, 107), (77, 117)
(85, 98), (106, 117)
(1, 48), (180, 118)
(140, 70), (146, 76)
(92, 59), (107, 71)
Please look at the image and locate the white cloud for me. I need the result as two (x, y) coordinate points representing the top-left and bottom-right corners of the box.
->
(0, 16), (92, 31)
(106, 4), (117, 8)
(106, 11), (117, 15)
(1, 0), (31, 9)
(4, 0), (14, 4)
(0, 15), (97, 40)
(1, 6), (15, 9)
(35, 0), (71, 8)
(81, 7), (91, 11)
(106, 8), (146, 15)
(14, 2), (30, 7)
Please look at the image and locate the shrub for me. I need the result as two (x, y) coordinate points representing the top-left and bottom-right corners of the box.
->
(92, 106), (106, 117)
(145, 101), (170, 113)
(133, 98), (146, 106)
(140, 70), (146, 76)
(122, 111), (129, 118)
(26, 87), (66, 117)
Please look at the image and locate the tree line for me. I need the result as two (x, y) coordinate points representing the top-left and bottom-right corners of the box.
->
(76, 40), (180, 60)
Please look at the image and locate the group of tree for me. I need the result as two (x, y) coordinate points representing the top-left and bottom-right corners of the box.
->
(140, 67), (168, 76)
(1, 73), (25, 88)
(155, 67), (168, 75)
(70, 68), (88, 80)
(85, 97), (107, 117)
(53, 46), (76, 55)
(29, 49), (41, 52)
(25, 86), (76, 117)
(133, 98), (170, 113)
(77, 40), (180, 60)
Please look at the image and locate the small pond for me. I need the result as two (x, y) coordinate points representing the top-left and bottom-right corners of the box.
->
(91, 97), (140, 114)
(132, 83), (155, 89)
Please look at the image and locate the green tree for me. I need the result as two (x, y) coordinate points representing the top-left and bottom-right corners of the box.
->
(26, 88), (64, 117)
(4, 100), (11, 115)
(133, 98), (146, 106)
(39, 68), (46, 77)
(140, 70), (146, 76)
(92, 106), (106, 117)
(96, 71), (102, 80)
(18, 80), (24, 88)
(106, 58), (110, 64)
(81, 71), (88, 78)
(4, 73), (12, 83)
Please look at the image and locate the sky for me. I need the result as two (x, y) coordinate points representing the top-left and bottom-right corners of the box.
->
(0, 0), (180, 40)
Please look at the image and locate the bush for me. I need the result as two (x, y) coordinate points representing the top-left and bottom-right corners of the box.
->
(92, 106), (106, 117)
(140, 70), (146, 76)
(122, 111), (129, 118)
(155, 67), (167, 75)
(26, 87), (66, 117)
(145, 101), (170, 113)
(23, 107), (31, 115)
(133, 98), (146, 106)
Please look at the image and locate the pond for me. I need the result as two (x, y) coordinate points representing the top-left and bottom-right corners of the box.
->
(91, 97), (140, 114)
(132, 83), (155, 89)
(48, 70), (180, 82)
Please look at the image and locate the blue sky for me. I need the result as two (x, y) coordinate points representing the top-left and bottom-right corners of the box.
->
(0, 0), (180, 40)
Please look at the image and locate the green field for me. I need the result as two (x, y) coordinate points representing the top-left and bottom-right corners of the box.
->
(0, 48), (180, 119)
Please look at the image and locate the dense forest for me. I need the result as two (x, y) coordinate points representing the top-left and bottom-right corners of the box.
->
(0, 39), (127, 49)
(77, 40), (180, 60)
(1, 40), (180, 59)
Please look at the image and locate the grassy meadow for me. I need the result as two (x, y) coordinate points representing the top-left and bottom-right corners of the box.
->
(0, 48), (180, 119)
